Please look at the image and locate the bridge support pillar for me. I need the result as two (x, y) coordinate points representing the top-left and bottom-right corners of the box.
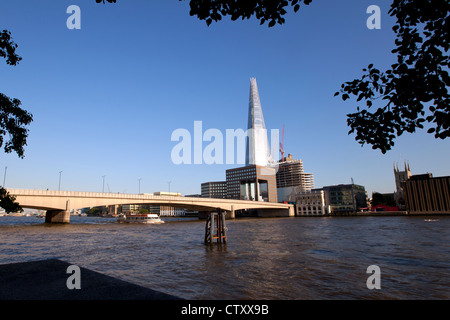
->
(229, 206), (235, 219)
(45, 210), (70, 224)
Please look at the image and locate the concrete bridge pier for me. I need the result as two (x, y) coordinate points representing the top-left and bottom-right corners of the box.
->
(230, 206), (235, 219)
(45, 210), (70, 224)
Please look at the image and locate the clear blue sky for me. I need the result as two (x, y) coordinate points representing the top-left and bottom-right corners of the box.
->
(1, 0), (449, 197)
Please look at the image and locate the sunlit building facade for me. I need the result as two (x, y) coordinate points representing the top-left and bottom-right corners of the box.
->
(296, 189), (328, 216)
(246, 77), (273, 167)
(276, 154), (315, 202)
(403, 174), (450, 214)
(226, 165), (277, 202)
(201, 181), (227, 199)
(322, 184), (368, 213)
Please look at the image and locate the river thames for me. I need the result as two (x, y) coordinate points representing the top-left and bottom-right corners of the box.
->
(0, 215), (448, 300)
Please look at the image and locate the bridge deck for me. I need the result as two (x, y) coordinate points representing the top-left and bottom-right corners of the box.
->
(7, 188), (293, 213)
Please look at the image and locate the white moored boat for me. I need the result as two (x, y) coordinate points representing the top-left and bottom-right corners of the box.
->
(117, 213), (164, 224)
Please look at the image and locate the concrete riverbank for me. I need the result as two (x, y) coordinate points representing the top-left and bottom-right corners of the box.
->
(0, 259), (182, 300)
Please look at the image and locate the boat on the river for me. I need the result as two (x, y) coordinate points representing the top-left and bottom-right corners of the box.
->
(117, 213), (164, 224)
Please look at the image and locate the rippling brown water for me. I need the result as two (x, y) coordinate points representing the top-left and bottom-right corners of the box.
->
(0, 215), (448, 299)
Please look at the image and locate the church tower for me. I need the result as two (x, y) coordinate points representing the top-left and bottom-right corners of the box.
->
(394, 162), (411, 207)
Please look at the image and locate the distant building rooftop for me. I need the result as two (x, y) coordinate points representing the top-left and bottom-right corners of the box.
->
(152, 192), (181, 196)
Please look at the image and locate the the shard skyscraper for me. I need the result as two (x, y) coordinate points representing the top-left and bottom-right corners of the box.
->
(246, 78), (273, 167)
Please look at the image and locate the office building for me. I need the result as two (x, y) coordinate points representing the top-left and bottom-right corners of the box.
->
(201, 181), (227, 199)
(150, 192), (185, 216)
(159, 206), (186, 216)
(153, 192), (181, 197)
(121, 204), (142, 214)
(403, 174), (450, 214)
(226, 165), (277, 202)
(322, 183), (368, 213)
(295, 189), (329, 216)
(276, 154), (315, 202)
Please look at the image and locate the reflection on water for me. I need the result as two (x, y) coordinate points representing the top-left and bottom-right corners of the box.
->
(0, 215), (449, 299)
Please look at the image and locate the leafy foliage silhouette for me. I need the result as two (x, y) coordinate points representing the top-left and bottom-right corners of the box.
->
(0, 30), (33, 159)
(335, 0), (449, 153)
(180, 0), (312, 27)
(101, 1), (448, 153)
(0, 30), (33, 212)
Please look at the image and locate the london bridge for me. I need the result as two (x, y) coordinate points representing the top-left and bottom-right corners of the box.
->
(7, 188), (294, 223)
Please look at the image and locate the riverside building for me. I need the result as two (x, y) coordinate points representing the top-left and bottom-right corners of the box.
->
(295, 189), (328, 216)
(276, 154), (315, 202)
(226, 165), (277, 202)
(403, 174), (450, 214)
(322, 184), (368, 214)
(201, 181), (227, 199)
